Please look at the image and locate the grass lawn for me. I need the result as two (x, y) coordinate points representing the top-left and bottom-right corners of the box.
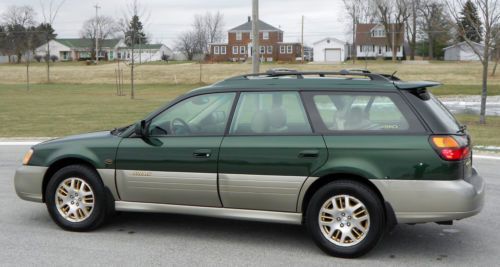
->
(0, 83), (198, 137)
(455, 115), (500, 147)
(0, 83), (498, 147)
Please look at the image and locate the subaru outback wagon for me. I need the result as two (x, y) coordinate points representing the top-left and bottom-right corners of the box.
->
(15, 70), (484, 258)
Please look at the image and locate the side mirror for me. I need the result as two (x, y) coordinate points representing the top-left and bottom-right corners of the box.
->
(134, 120), (149, 138)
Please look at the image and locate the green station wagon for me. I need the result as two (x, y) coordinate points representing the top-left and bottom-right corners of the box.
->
(15, 70), (485, 258)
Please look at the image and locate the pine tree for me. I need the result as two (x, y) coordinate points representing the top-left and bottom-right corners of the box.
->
(125, 15), (147, 46)
(458, 0), (483, 43)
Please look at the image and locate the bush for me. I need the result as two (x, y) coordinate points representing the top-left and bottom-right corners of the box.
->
(161, 54), (170, 62)
(50, 55), (58, 62)
(34, 55), (43, 62)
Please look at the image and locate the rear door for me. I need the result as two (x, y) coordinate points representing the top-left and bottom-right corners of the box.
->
(218, 91), (327, 212)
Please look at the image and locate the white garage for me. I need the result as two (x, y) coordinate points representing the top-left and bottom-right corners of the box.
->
(443, 41), (491, 61)
(313, 37), (348, 63)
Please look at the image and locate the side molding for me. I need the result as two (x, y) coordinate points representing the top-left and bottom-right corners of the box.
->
(115, 201), (303, 225)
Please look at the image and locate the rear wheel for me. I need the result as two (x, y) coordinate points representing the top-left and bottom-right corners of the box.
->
(306, 180), (385, 258)
(45, 165), (110, 231)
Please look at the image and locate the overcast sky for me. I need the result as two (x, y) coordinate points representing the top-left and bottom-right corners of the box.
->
(0, 0), (349, 47)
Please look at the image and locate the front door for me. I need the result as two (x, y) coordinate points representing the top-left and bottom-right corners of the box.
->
(115, 92), (236, 207)
(218, 91), (327, 212)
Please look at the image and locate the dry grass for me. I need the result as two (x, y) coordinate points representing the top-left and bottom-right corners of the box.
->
(1, 61), (499, 86)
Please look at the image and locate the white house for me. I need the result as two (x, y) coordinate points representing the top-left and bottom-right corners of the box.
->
(313, 37), (348, 63)
(355, 23), (404, 59)
(443, 41), (491, 61)
(35, 38), (125, 61)
(117, 44), (173, 63)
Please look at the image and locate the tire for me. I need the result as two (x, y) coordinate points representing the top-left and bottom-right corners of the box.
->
(305, 180), (385, 258)
(45, 164), (110, 231)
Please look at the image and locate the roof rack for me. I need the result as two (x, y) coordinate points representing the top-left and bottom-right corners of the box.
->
(224, 69), (396, 82)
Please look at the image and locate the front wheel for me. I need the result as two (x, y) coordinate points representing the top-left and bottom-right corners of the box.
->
(305, 180), (385, 258)
(45, 164), (110, 231)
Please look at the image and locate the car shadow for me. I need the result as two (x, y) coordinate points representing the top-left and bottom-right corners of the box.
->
(101, 211), (476, 259)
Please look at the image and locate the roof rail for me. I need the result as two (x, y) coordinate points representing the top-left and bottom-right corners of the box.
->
(224, 69), (392, 82)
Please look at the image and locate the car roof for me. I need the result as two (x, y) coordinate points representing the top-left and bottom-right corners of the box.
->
(186, 69), (441, 96)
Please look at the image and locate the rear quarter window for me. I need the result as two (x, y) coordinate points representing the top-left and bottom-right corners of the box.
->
(303, 91), (425, 134)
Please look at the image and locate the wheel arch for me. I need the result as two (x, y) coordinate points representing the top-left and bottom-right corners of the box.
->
(299, 173), (397, 228)
(42, 157), (98, 202)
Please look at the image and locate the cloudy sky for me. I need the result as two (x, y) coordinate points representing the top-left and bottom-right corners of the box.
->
(0, 0), (349, 47)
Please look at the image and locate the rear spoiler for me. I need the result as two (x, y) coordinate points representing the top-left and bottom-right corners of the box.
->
(394, 81), (441, 90)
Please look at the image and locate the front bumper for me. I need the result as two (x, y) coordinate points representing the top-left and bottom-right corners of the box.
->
(14, 166), (48, 203)
(372, 168), (485, 224)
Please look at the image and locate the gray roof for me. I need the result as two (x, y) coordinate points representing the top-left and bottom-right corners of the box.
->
(229, 19), (282, 32)
(56, 38), (121, 48)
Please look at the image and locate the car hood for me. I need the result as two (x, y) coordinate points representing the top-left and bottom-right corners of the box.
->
(37, 131), (113, 146)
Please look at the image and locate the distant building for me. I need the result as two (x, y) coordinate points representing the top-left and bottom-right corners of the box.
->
(208, 17), (302, 62)
(443, 41), (491, 61)
(313, 37), (348, 63)
(118, 44), (173, 63)
(35, 38), (124, 61)
(355, 23), (404, 60)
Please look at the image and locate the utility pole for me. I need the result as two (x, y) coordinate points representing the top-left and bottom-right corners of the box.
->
(391, 24), (395, 62)
(94, 4), (101, 64)
(352, 4), (356, 64)
(252, 0), (260, 74)
(301, 15), (304, 63)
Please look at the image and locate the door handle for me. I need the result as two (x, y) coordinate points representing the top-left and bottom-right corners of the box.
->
(193, 149), (212, 158)
(298, 150), (320, 158)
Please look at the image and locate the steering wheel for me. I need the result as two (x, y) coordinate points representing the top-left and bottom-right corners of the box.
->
(170, 118), (191, 135)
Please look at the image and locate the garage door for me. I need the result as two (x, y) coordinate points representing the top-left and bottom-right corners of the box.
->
(325, 49), (341, 62)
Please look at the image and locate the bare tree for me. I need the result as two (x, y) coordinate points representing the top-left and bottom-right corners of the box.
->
(492, 24), (500, 75)
(176, 31), (199, 60)
(374, 0), (411, 61)
(342, 0), (377, 63)
(406, 0), (421, 60)
(80, 15), (119, 59)
(39, 0), (66, 82)
(419, 0), (451, 60)
(1, 5), (36, 27)
(119, 0), (151, 99)
(1, 5), (37, 63)
(446, 0), (500, 124)
(192, 12), (225, 55)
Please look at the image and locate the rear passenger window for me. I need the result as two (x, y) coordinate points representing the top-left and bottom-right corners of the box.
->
(229, 92), (312, 135)
(306, 92), (424, 133)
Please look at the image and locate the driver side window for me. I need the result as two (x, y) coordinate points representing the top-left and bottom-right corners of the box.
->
(149, 93), (235, 136)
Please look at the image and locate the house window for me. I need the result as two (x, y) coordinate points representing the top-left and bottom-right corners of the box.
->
(233, 46), (239, 55)
(280, 46), (286, 54)
(214, 46), (220, 55)
(240, 46), (246, 54)
(267, 46), (273, 54)
(220, 46), (226, 55)
(236, 32), (242, 41)
(287, 45), (293, 54)
(260, 46), (265, 54)
(263, 31), (269, 40)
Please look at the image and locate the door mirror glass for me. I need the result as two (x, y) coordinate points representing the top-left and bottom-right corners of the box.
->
(134, 120), (150, 137)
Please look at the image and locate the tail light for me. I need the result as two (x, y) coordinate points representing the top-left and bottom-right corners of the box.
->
(430, 135), (470, 161)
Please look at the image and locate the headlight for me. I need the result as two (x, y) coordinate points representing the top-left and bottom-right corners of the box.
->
(22, 149), (34, 165)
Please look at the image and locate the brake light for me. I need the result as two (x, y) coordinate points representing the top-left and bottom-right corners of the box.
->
(430, 136), (470, 161)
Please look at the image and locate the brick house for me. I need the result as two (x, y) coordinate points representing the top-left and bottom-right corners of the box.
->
(355, 23), (404, 60)
(209, 17), (302, 62)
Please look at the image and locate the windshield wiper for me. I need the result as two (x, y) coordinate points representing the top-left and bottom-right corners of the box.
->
(111, 124), (132, 135)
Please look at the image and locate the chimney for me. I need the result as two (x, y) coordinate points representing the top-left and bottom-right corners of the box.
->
(248, 16), (251, 22)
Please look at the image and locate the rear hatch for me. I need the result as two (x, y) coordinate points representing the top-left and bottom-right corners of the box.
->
(397, 83), (473, 179)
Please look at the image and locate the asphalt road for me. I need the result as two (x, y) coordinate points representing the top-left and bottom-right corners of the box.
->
(1, 145), (499, 266)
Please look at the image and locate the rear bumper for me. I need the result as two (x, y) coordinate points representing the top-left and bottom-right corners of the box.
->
(372, 168), (485, 224)
(14, 166), (48, 203)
